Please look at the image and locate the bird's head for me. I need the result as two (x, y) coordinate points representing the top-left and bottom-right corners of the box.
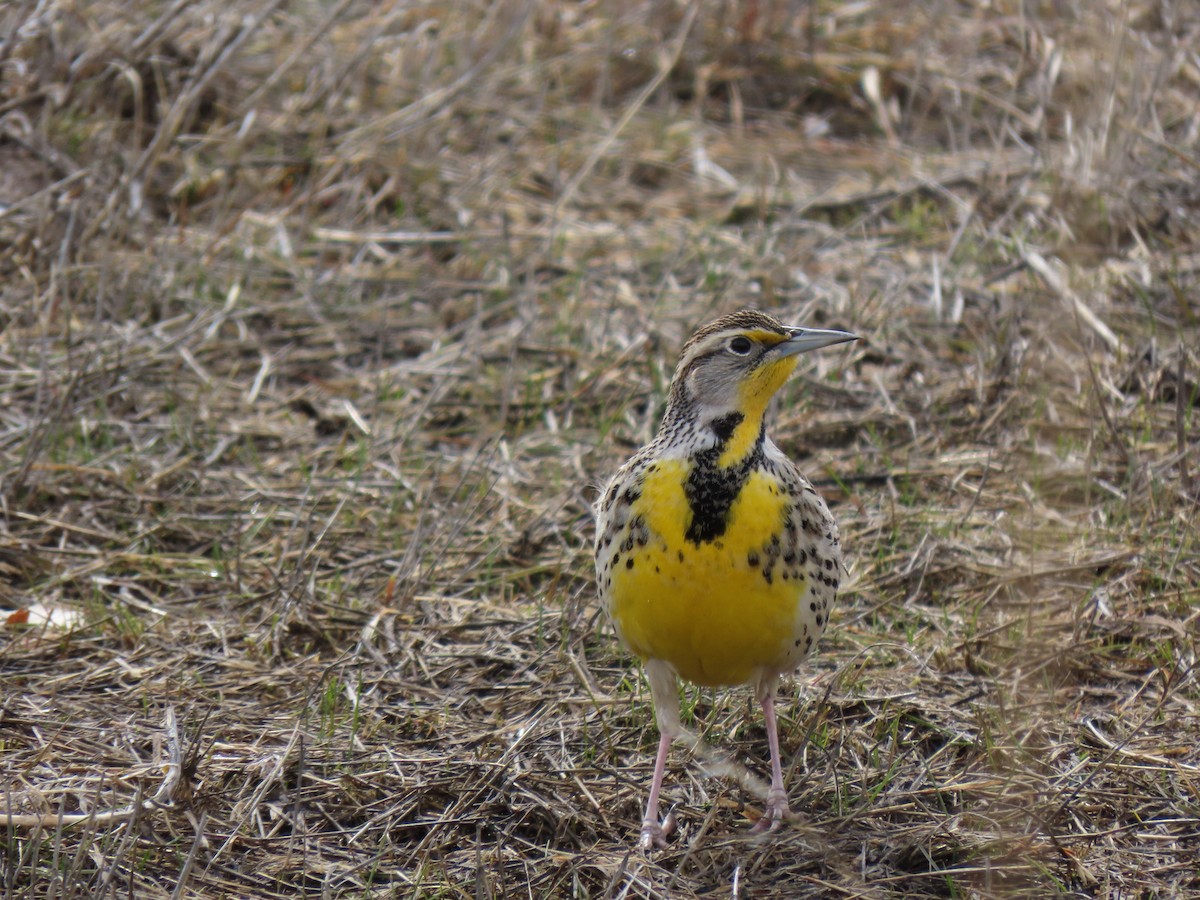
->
(664, 309), (857, 458)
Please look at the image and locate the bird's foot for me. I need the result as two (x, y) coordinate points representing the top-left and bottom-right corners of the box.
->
(638, 809), (676, 850)
(749, 788), (792, 834)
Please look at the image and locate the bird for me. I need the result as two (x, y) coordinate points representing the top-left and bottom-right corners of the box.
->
(594, 308), (858, 849)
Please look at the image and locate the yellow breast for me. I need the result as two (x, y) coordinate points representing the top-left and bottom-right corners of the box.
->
(606, 458), (816, 687)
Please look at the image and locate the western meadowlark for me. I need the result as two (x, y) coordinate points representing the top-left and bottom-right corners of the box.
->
(595, 308), (858, 848)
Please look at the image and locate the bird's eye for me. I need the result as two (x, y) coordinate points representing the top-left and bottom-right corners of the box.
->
(728, 336), (753, 355)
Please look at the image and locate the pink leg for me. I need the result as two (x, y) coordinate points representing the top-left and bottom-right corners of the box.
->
(751, 691), (792, 833)
(639, 660), (680, 849)
(639, 729), (675, 848)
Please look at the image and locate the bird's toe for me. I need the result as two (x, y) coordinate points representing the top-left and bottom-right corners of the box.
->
(749, 790), (792, 834)
(639, 809), (676, 850)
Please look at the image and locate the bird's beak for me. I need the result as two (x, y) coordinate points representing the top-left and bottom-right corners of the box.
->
(777, 326), (860, 357)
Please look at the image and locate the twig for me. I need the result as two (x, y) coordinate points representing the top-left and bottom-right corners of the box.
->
(1, 708), (183, 829)
(336, 0), (535, 147)
(1082, 717), (1200, 775)
(82, 0), (287, 242)
(1025, 251), (1124, 354)
(551, 2), (700, 219)
(236, 0), (358, 114)
(1177, 345), (1193, 495)
(671, 723), (774, 805)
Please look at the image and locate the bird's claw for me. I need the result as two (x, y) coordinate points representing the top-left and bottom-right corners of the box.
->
(639, 809), (676, 850)
(749, 789), (793, 834)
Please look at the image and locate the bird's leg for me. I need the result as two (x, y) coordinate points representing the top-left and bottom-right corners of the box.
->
(640, 729), (674, 849)
(639, 659), (680, 849)
(751, 687), (792, 833)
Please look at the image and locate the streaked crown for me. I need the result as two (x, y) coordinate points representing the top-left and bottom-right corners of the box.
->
(663, 309), (856, 425)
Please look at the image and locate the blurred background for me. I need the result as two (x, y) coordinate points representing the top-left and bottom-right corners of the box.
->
(1, 1), (1197, 896)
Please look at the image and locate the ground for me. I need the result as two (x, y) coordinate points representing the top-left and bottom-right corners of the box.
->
(1, 1), (1198, 897)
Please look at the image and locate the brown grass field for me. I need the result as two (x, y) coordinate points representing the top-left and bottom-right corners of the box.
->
(2, 1), (1198, 896)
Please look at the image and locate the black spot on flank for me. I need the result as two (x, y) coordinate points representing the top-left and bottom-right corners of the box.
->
(815, 614), (824, 627)
(655, 566), (660, 573)
(810, 602), (817, 611)
(747, 550), (760, 567)
(763, 568), (774, 585)
(797, 548), (807, 565)
(678, 550), (685, 563)
(781, 571), (788, 580)
(824, 558), (834, 570)
(621, 537), (634, 553)
(625, 558), (634, 569)
(783, 550), (796, 564)
(794, 638), (803, 647)
(611, 552), (620, 566)
(604, 483), (618, 508)
(633, 517), (649, 547)
(710, 412), (744, 443)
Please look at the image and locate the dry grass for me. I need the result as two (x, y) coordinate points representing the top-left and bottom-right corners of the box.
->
(1, 0), (1198, 896)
